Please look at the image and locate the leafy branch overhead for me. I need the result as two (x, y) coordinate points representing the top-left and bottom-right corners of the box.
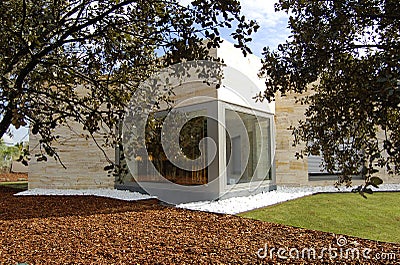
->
(0, 0), (258, 164)
(259, 0), (400, 191)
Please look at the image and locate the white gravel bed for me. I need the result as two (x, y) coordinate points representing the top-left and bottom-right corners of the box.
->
(14, 184), (400, 214)
(15, 188), (156, 201)
(177, 184), (400, 214)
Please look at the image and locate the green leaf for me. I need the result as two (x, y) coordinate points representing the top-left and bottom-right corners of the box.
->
(359, 191), (367, 199)
(364, 188), (373, 194)
(37, 155), (47, 162)
(370, 177), (383, 188)
(104, 164), (114, 171)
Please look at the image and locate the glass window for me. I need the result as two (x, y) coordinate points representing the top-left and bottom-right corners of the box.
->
(231, 136), (241, 174)
(225, 109), (271, 185)
(135, 109), (208, 185)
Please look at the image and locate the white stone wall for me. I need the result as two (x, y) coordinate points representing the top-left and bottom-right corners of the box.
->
(274, 92), (309, 186)
(275, 92), (400, 186)
(29, 121), (114, 189)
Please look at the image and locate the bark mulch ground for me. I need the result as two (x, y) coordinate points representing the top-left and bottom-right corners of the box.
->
(0, 187), (399, 264)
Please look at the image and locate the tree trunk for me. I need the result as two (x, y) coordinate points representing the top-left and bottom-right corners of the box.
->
(0, 108), (14, 139)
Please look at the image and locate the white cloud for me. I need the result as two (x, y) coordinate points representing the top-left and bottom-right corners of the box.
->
(178, 0), (290, 53)
(238, 0), (290, 51)
(178, 0), (191, 6)
(1, 126), (29, 145)
(240, 0), (286, 27)
(1, 134), (13, 144)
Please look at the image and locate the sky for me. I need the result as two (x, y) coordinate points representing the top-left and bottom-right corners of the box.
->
(2, 125), (29, 145)
(232, 0), (290, 55)
(179, 0), (291, 54)
(2, 0), (290, 145)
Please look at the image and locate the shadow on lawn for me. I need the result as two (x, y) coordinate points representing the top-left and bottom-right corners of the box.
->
(0, 187), (161, 221)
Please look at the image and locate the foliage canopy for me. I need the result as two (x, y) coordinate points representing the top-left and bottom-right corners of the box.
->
(259, 0), (400, 190)
(0, 0), (257, 164)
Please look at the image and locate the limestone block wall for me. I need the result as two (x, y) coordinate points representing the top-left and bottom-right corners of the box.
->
(378, 169), (400, 185)
(29, 121), (115, 189)
(375, 130), (400, 185)
(274, 92), (309, 186)
(275, 92), (400, 186)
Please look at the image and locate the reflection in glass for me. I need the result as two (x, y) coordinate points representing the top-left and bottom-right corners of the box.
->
(225, 109), (271, 185)
(134, 110), (208, 185)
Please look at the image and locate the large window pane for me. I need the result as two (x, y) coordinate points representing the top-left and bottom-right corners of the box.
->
(136, 109), (208, 185)
(225, 109), (271, 185)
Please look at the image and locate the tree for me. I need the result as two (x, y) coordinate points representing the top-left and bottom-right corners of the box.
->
(259, 0), (399, 193)
(0, 139), (23, 171)
(0, 0), (258, 164)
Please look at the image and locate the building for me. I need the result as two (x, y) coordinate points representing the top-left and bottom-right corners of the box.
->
(28, 41), (400, 203)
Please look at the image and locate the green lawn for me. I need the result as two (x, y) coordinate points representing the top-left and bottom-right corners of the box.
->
(240, 192), (400, 243)
(0, 181), (28, 190)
